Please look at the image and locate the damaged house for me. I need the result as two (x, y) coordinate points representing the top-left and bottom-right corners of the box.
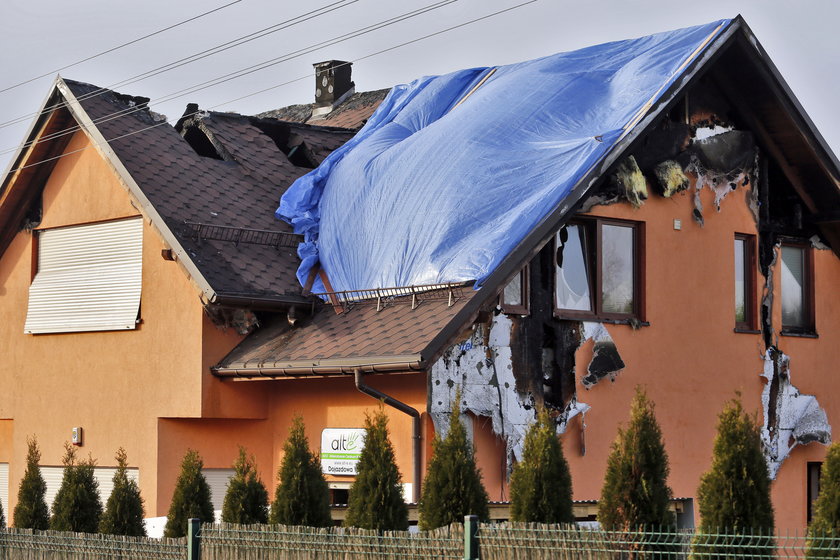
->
(0, 17), (838, 532)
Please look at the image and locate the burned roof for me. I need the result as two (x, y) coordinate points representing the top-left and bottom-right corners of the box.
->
(258, 88), (389, 130)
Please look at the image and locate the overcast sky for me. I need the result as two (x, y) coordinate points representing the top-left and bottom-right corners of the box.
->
(1, 0), (838, 175)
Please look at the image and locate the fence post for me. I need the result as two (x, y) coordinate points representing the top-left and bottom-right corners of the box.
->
(464, 515), (479, 560)
(187, 518), (201, 560)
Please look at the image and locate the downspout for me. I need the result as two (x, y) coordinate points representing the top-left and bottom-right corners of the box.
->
(354, 368), (422, 503)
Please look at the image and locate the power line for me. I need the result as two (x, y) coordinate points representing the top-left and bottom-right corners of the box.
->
(0, 0), (244, 96)
(0, 0), (458, 157)
(0, 0), (355, 131)
(4, 0), (537, 177)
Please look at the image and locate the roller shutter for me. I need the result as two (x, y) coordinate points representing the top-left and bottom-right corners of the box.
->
(25, 217), (143, 334)
(0, 463), (8, 525)
(41, 466), (139, 512)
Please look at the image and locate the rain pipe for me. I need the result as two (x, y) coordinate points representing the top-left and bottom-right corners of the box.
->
(354, 367), (422, 503)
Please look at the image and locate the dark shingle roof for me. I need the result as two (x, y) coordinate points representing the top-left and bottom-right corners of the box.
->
(64, 80), (318, 300)
(258, 89), (389, 130)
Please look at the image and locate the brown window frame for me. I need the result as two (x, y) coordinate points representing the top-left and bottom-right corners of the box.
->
(554, 217), (644, 322)
(500, 265), (530, 315)
(780, 241), (815, 335)
(734, 233), (758, 332)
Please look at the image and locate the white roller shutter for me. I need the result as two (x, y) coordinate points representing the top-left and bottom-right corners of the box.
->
(25, 217), (143, 334)
(41, 466), (139, 512)
(202, 468), (235, 514)
(0, 463), (8, 526)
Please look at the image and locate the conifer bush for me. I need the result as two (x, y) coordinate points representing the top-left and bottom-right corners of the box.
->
(345, 407), (409, 531)
(807, 442), (840, 560)
(100, 448), (146, 536)
(509, 406), (574, 523)
(692, 399), (774, 559)
(0, 493), (5, 528)
(13, 436), (49, 529)
(222, 446), (269, 524)
(598, 386), (674, 530)
(270, 416), (332, 527)
(49, 443), (102, 532)
(163, 449), (214, 538)
(418, 394), (489, 530)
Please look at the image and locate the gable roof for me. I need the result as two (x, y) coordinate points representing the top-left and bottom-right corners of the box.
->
(0, 79), (373, 309)
(217, 16), (840, 377)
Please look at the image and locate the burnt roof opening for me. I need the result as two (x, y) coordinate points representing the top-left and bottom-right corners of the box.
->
(181, 125), (223, 160)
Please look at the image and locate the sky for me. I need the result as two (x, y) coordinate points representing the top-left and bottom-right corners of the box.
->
(0, 0), (838, 176)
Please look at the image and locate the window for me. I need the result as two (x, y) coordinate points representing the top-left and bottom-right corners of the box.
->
(780, 242), (814, 334)
(807, 462), (822, 523)
(734, 234), (757, 331)
(24, 217), (143, 334)
(500, 265), (529, 315)
(555, 218), (642, 320)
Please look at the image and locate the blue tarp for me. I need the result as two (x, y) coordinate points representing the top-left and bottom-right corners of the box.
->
(277, 20), (730, 294)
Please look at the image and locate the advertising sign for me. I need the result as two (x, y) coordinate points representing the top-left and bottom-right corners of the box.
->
(321, 428), (366, 476)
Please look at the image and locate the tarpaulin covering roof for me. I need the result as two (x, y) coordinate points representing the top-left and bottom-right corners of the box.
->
(277, 20), (730, 294)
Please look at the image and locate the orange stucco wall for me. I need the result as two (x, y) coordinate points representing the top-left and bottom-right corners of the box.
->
(0, 132), (210, 519)
(547, 178), (840, 531)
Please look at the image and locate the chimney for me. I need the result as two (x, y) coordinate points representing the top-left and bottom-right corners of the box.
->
(311, 60), (355, 118)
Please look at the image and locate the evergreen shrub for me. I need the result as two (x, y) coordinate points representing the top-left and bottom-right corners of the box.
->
(418, 393), (489, 530)
(598, 386), (674, 530)
(345, 407), (408, 531)
(49, 443), (102, 532)
(163, 449), (214, 538)
(100, 447), (146, 536)
(509, 406), (574, 523)
(692, 399), (774, 559)
(270, 416), (332, 527)
(222, 446), (269, 524)
(13, 436), (49, 530)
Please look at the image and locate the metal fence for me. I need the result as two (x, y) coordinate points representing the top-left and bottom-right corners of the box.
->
(0, 529), (185, 560)
(1, 521), (838, 560)
(199, 522), (464, 560)
(478, 523), (840, 560)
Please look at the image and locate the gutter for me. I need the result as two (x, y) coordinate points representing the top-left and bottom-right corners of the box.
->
(212, 359), (424, 378)
(209, 292), (312, 310)
(354, 368), (422, 504)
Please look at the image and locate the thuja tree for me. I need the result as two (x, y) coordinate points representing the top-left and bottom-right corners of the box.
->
(598, 386), (674, 530)
(509, 406), (574, 523)
(222, 447), (269, 524)
(100, 448), (146, 536)
(0, 491), (5, 527)
(163, 449), (214, 538)
(418, 394), (489, 530)
(692, 399), (774, 559)
(50, 443), (103, 532)
(13, 436), (49, 529)
(270, 416), (332, 527)
(345, 407), (408, 531)
(807, 442), (840, 559)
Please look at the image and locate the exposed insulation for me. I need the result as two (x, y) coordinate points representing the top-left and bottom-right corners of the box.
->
(610, 156), (648, 208)
(653, 160), (690, 197)
(429, 313), (590, 463)
(760, 348), (831, 479)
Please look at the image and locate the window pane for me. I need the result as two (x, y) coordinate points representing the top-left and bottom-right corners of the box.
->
(503, 270), (522, 306)
(781, 246), (805, 327)
(601, 224), (634, 314)
(735, 238), (746, 323)
(556, 225), (592, 311)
